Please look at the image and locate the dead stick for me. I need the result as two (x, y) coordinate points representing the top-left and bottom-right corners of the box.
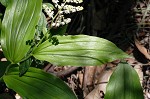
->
(56, 67), (80, 77)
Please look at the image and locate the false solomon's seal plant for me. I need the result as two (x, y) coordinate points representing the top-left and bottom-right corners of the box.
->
(0, 0), (144, 99)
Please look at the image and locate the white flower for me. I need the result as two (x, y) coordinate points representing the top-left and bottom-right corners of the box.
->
(42, 4), (54, 19)
(61, 3), (65, 7)
(59, 11), (63, 14)
(62, 5), (83, 14)
(64, 0), (83, 3)
(52, 0), (59, 4)
(77, 0), (83, 3)
(45, 8), (54, 18)
(63, 10), (68, 14)
(43, 0), (84, 28)
(54, 4), (59, 8)
(76, 6), (83, 11)
(63, 5), (73, 13)
(45, 7), (51, 13)
(72, 8), (76, 12)
(61, 22), (65, 25)
(58, 5), (62, 9)
(56, 23), (60, 27)
(47, 11), (54, 18)
(52, 23), (56, 27)
(42, 4), (47, 8)
(64, 18), (71, 24)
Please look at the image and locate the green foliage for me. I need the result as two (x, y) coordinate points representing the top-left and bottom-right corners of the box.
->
(36, 12), (47, 38)
(19, 58), (32, 76)
(33, 35), (129, 66)
(0, 13), (2, 31)
(0, 61), (10, 79)
(3, 67), (77, 99)
(105, 62), (144, 99)
(0, 0), (144, 99)
(1, 0), (42, 63)
(0, 0), (9, 6)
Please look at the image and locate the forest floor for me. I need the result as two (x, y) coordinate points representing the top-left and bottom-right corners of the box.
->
(0, 0), (150, 99)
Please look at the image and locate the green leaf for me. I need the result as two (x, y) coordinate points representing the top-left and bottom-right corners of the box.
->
(37, 12), (47, 34)
(0, 0), (9, 6)
(33, 35), (130, 66)
(0, 61), (10, 79)
(1, 0), (42, 63)
(105, 62), (144, 99)
(3, 67), (77, 99)
(19, 58), (32, 76)
(35, 12), (47, 41)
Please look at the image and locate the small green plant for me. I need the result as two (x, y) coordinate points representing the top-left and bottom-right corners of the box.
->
(0, 0), (144, 99)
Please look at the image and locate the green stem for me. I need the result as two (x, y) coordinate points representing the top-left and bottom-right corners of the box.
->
(5, 63), (13, 74)
(20, 54), (32, 63)
(31, 2), (67, 53)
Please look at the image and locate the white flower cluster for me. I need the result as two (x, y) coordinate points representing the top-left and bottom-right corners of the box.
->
(52, 0), (59, 4)
(52, 0), (83, 14)
(51, 16), (71, 27)
(43, 0), (83, 28)
(63, 5), (83, 14)
(64, 0), (83, 4)
(42, 4), (54, 19)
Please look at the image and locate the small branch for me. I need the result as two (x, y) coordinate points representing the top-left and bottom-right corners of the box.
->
(56, 67), (80, 78)
(44, 63), (53, 72)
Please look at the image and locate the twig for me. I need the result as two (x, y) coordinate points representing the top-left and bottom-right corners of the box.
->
(56, 67), (80, 78)
(44, 63), (53, 72)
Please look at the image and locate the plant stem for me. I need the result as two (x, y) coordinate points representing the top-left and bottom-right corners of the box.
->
(5, 63), (13, 74)
(29, 2), (67, 54)
(20, 54), (32, 63)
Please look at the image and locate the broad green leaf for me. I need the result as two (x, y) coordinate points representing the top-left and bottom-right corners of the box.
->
(35, 12), (47, 41)
(37, 12), (47, 34)
(33, 35), (130, 66)
(3, 67), (77, 99)
(0, 61), (10, 79)
(1, 0), (42, 63)
(0, 0), (9, 6)
(105, 62), (144, 99)
(19, 58), (32, 76)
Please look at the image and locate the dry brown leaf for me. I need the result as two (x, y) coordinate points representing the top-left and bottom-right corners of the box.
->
(83, 66), (96, 97)
(135, 38), (150, 60)
(85, 66), (114, 99)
